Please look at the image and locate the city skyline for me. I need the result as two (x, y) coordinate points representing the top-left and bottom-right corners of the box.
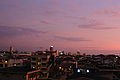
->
(1, 0), (120, 53)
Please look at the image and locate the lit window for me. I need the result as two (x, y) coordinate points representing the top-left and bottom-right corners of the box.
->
(38, 62), (41, 65)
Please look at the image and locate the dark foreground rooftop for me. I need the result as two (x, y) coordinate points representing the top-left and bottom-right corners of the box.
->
(67, 71), (120, 80)
(0, 66), (36, 73)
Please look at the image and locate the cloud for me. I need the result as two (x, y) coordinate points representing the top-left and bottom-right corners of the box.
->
(64, 16), (86, 20)
(79, 46), (102, 50)
(40, 0), (84, 17)
(78, 21), (119, 30)
(55, 36), (91, 42)
(40, 20), (55, 25)
(0, 26), (46, 38)
(95, 7), (120, 16)
(40, 20), (51, 24)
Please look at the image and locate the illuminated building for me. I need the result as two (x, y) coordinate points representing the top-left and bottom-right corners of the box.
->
(31, 46), (57, 79)
(31, 51), (51, 79)
(0, 56), (23, 68)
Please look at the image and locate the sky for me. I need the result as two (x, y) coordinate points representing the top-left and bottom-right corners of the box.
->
(1, 0), (120, 54)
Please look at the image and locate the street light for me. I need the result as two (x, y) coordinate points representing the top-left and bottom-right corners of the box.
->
(77, 69), (80, 72)
(86, 69), (89, 73)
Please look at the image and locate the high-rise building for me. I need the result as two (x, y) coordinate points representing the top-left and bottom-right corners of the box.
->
(30, 46), (57, 79)
(9, 46), (13, 54)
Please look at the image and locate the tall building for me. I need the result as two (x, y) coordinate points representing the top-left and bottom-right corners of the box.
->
(31, 46), (57, 79)
(9, 46), (13, 54)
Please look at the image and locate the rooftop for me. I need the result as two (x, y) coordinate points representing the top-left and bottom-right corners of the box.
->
(0, 66), (36, 74)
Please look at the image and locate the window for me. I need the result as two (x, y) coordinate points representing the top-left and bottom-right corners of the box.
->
(5, 64), (8, 67)
(42, 58), (47, 61)
(32, 62), (36, 65)
(44, 73), (48, 77)
(38, 57), (41, 60)
(37, 59), (41, 62)
(42, 63), (46, 66)
(0, 64), (3, 67)
(32, 58), (36, 60)
(0, 59), (2, 62)
(5, 59), (8, 61)
(41, 68), (47, 71)
(38, 62), (41, 65)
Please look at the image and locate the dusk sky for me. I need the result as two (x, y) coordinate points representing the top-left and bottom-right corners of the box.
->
(1, 0), (120, 54)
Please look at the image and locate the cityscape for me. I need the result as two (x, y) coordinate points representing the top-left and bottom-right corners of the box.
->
(0, 46), (120, 80)
(1, 0), (120, 80)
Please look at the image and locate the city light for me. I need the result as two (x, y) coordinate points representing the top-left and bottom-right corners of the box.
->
(86, 69), (90, 73)
(5, 61), (8, 63)
(77, 69), (80, 72)
(1, 0), (120, 80)
(116, 57), (118, 59)
(38, 62), (41, 65)
(60, 52), (63, 55)
(59, 67), (62, 70)
(50, 46), (53, 47)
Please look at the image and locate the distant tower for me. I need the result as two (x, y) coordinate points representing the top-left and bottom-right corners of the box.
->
(50, 46), (53, 52)
(10, 46), (13, 54)
(49, 46), (56, 65)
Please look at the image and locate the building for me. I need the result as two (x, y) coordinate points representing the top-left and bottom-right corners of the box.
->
(0, 56), (23, 68)
(0, 66), (42, 80)
(31, 51), (51, 79)
(31, 46), (57, 79)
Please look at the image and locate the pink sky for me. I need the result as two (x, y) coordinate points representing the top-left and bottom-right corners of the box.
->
(0, 0), (120, 54)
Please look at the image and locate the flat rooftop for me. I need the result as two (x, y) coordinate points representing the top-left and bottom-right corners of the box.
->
(0, 66), (36, 74)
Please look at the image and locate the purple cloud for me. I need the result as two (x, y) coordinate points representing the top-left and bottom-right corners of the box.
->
(0, 26), (46, 38)
(40, 20), (55, 25)
(40, 20), (51, 24)
(55, 36), (91, 42)
(64, 16), (86, 20)
(78, 21), (119, 30)
(95, 7), (120, 16)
